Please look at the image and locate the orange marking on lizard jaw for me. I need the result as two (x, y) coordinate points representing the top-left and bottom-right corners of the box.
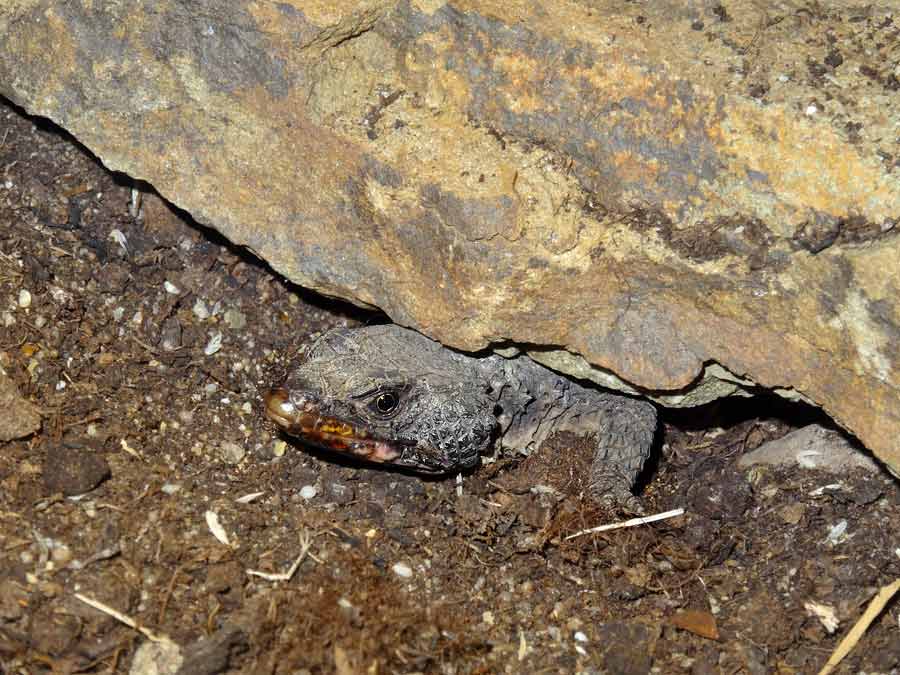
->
(318, 421), (354, 436)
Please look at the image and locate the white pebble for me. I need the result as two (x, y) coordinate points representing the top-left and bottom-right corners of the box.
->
(17, 289), (32, 308)
(112, 306), (125, 321)
(299, 485), (318, 500)
(49, 286), (70, 303)
(161, 483), (181, 495)
(826, 519), (848, 545)
(108, 229), (128, 253)
(574, 631), (588, 643)
(192, 298), (210, 320)
(392, 562), (413, 578)
(204, 332), (223, 356)
(164, 280), (180, 294)
(805, 103), (818, 116)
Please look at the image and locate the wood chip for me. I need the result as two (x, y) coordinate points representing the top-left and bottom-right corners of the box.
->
(671, 609), (720, 640)
(205, 510), (231, 547)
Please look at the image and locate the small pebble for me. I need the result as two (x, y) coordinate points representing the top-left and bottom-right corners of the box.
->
(43, 444), (111, 496)
(272, 440), (287, 457)
(219, 441), (246, 464)
(49, 287), (69, 303)
(223, 309), (246, 330)
(392, 562), (413, 578)
(163, 280), (180, 294)
(17, 289), (31, 308)
(161, 483), (181, 494)
(108, 229), (128, 253)
(574, 631), (588, 643)
(192, 298), (210, 320)
(299, 485), (318, 500)
(160, 317), (183, 352)
(50, 546), (72, 564)
(325, 480), (355, 505)
(204, 332), (223, 356)
(826, 519), (848, 545)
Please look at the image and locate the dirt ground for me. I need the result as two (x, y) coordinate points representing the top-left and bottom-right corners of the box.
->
(0, 97), (898, 675)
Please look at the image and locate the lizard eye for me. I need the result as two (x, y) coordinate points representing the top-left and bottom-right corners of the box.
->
(370, 391), (400, 416)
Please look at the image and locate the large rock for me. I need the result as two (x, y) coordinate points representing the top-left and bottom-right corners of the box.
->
(1, 1), (898, 472)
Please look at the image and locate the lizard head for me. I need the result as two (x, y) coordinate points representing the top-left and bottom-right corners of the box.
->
(264, 326), (497, 474)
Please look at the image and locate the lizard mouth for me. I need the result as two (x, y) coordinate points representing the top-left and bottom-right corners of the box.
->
(264, 387), (445, 473)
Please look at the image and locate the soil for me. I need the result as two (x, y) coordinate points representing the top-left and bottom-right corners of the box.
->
(1, 98), (898, 675)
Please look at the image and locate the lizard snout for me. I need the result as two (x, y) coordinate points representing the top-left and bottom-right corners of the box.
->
(264, 387), (302, 431)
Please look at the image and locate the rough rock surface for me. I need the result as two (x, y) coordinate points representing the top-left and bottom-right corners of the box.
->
(0, 369), (41, 442)
(1, 1), (898, 471)
(738, 424), (881, 474)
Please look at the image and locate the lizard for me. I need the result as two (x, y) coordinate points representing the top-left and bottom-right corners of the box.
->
(264, 324), (657, 510)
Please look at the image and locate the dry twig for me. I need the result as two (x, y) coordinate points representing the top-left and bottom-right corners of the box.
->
(817, 578), (900, 675)
(247, 530), (317, 582)
(75, 593), (175, 645)
(564, 508), (686, 540)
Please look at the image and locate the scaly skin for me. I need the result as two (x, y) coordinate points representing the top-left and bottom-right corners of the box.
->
(264, 325), (657, 509)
